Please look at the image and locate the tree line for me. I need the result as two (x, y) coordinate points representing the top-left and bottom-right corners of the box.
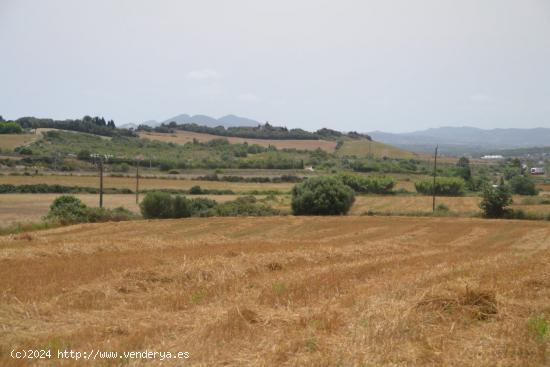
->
(11, 116), (135, 137)
(138, 122), (371, 141)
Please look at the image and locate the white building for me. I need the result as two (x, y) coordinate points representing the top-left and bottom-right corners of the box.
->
(480, 155), (504, 160)
(530, 167), (545, 175)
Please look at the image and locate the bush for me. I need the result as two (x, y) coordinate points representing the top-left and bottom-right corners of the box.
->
(291, 176), (355, 215)
(112, 163), (130, 173)
(140, 192), (176, 219)
(216, 196), (280, 217)
(479, 185), (513, 218)
(16, 146), (33, 155)
(172, 195), (191, 218)
(415, 177), (465, 196)
(509, 175), (539, 196)
(336, 173), (395, 194)
(45, 195), (136, 224)
(188, 197), (218, 217)
(139, 192), (279, 218)
(189, 185), (203, 195)
(0, 121), (23, 134)
(435, 203), (450, 212)
(45, 195), (89, 224)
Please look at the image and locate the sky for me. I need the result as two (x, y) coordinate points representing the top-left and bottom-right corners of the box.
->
(1, 0), (549, 133)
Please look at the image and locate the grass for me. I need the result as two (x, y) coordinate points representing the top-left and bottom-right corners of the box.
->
(1, 216), (549, 366)
(528, 314), (549, 343)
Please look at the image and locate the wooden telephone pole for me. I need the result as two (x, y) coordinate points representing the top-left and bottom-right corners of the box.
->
(432, 145), (438, 212)
(135, 155), (144, 204)
(90, 153), (112, 208)
(135, 162), (139, 204)
(99, 159), (104, 208)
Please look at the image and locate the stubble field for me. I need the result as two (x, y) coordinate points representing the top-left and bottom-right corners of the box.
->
(0, 216), (549, 366)
(139, 131), (338, 152)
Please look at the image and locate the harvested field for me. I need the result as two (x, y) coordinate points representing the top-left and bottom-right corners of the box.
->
(0, 134), (37, 149)
(349, 195), (482, 215)
(139, 131), (338, 152)
(0, 194), (284, 225)
(0, 175), (293, 193)
(2, 193), (550, 227)
(1, 216), (549, 366)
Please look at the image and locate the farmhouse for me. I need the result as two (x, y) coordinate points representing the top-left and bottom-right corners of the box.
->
(480, 155), (504, 160)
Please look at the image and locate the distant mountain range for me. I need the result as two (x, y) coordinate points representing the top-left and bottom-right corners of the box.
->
(369, 127), (550, 155)
(120, 114), (261, 129)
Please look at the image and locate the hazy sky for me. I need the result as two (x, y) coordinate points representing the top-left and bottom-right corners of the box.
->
(1, 0), (549, 132)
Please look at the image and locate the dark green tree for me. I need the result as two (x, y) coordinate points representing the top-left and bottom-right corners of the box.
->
(479, 184), (513, 218)
(140, 192), (175, 219)
(291, 176), (355, 215)
(509, 175), (538, 196)
(456, 156), (472, 181)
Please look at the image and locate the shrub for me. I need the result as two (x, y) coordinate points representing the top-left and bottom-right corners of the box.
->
(140, 192), (175, 219)
(509, 175), (539, 196)
(216, 196), (280, 216)
(479, 185), (513, 218)
(77, 149), (91, 161)
(0, 121), (22, 134)
(45, 195), (89, 224)
(139, 192), (279, 218)
(112, 163), (130, 173)
(172, 195), (191, 218)
(435, 203), (450, 212)
(189, 185), (203, 195)
(44, 196), (136, 224)
(188, 197), (218, 217)
(291, 176), (355, 215)
(336, 173), (395, 194)
(415, 177), (465, 196)
(16, 146), (33, 155)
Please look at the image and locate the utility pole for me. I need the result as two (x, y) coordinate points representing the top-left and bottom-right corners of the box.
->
(90, 153), (112, 209)
(99, 159), (104, 208)
(432, 145), (438, 212)
(135, 160), (140, 204)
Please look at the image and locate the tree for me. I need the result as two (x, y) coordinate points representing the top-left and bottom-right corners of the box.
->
(456, 156), (472, 181)
(509, 175), (538, 196)
(45, 195), (89, 224)
(503, 159), (522, 180)
(479, 184), (513, 218)
(77, 149), (91, 161)
(0, 121), (22, 134)
(415, 177), (465, 196)
(172, 195), (191, 218)
(291, 176), (355, 215)
(140, 192), (175, 219)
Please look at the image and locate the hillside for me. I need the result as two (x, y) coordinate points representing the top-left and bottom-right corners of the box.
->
(1, 216), (548, 366)
(370, 126), (550, 154)
(139, 130), (338, 152)
(337, 139), (419, 159)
